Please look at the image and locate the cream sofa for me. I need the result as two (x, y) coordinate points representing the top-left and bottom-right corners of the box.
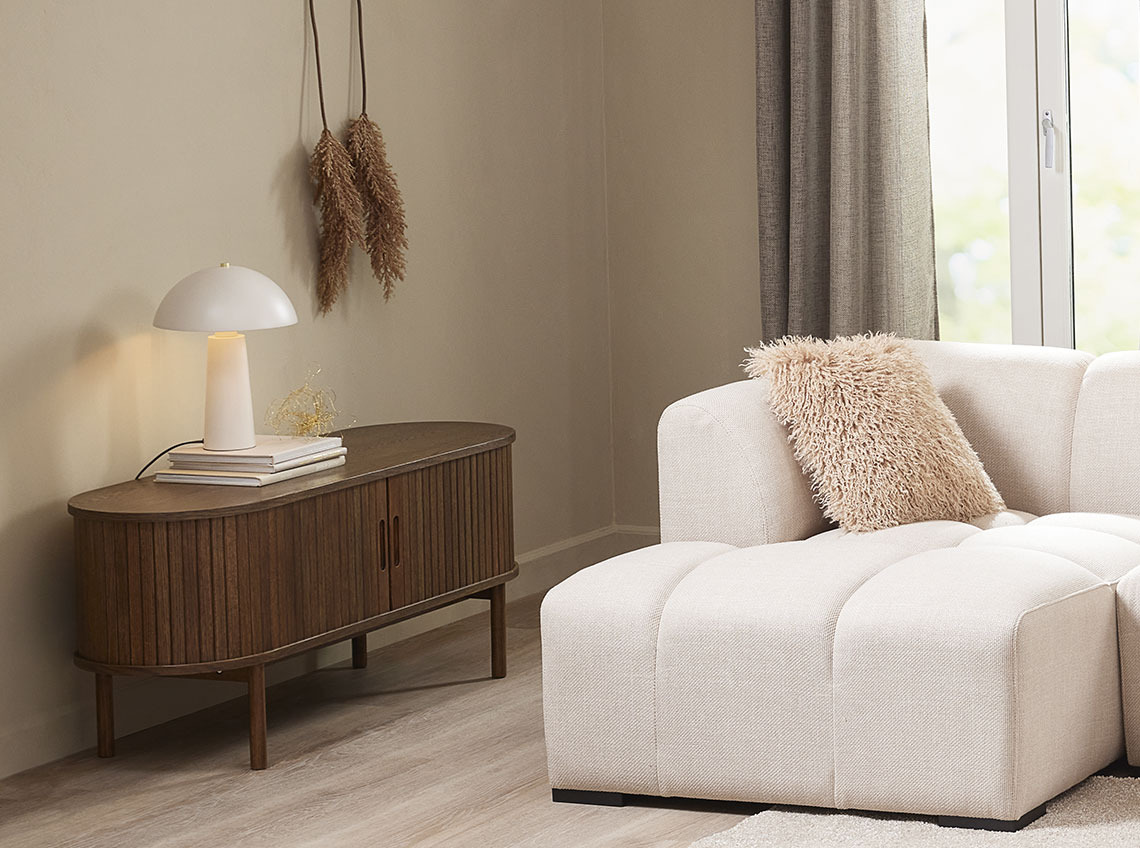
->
(542, 340), (1140, 831)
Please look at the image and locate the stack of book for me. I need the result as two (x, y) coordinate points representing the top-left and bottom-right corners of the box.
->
(155, 435), (347, 487)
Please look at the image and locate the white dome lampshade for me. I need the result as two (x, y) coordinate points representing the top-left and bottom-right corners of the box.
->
(153, 264), (299, 453)
(154, 264), (298, 332)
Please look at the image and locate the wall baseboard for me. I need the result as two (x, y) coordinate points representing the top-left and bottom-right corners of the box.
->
(0, 523), (658, 781)
(612, 523), (661, 538)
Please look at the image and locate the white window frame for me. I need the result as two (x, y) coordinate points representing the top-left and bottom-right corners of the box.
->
(1005, 0), (1075, 348)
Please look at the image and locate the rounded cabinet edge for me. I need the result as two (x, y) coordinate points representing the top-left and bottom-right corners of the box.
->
(68, 422), (515, 522)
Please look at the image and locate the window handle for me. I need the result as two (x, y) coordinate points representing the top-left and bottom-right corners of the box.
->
(1042, 110), (1055, 169)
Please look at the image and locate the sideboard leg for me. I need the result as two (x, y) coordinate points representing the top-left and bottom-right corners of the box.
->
(248, 665), (267, 770)
(351, 635), (368, 669)
(95, 673), (115, 758)
(490, 583), (507, 679)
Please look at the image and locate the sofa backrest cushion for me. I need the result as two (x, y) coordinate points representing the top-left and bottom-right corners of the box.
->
(909, 340), (1093, 515)
(658, 339), (1095, 546)
(1070, 351), (1140, 513)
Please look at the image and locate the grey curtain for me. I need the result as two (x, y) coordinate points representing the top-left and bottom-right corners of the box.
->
(757, 1), (938, 341)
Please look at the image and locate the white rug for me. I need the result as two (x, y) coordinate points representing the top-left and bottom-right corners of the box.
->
(689, 777), (1140, 847)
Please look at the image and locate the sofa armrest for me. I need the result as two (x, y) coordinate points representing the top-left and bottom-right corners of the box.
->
(657, 378), (826, 548)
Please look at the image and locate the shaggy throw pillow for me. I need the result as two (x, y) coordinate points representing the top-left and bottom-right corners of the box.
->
(744, 333), (1004, 532)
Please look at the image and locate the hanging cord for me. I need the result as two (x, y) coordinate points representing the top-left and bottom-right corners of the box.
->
(135, 440), (203, 480)
(308, 0), (329, 130)
(307, 0), (365, 312)
(356, 0), (368, 114)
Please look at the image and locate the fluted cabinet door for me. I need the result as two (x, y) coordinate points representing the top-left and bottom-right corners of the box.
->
(386, 447), (514, 611)
(75, 484), (395, 666)
(360, 479), (391, 617)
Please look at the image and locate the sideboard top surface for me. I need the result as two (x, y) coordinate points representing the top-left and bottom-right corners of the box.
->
(69, 421), (515, 521)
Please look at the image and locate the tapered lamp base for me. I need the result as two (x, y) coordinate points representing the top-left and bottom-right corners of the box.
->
(204, 332), (256, 451)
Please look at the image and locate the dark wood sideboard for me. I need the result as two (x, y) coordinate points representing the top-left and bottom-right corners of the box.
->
(68, 422), (517, 769)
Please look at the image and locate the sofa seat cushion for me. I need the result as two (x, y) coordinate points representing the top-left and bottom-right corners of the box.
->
(806, 519), (985, 549)
(806, 512), (1034, 549)
(653, 521), (979, 805)
(967, 509), (1037, 529)
(542, 521), (1127, 813)
(960, 523), (1140, 583)
(1023, 514), (1140, 769)
(541, 541), (736, 794)
(1031, 512), (1140, 544)
(833, 547), (1121, 820)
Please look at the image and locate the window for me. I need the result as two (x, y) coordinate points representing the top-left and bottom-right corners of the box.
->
(1069, 0), (1140, 353)
(927, 1), (1013, 344)
(928, 0), (1140, 353)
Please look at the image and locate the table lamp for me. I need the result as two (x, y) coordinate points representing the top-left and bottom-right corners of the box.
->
(154, 263), (298, 451)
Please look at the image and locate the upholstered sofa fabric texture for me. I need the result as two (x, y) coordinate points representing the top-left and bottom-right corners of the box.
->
(743, 334), (1003, 531)
(544, 341), (1140, 826)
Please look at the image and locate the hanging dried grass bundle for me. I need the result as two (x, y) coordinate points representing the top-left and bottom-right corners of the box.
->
(348, 114), (407, 300)
(347, 0), (407, 300)
(310, 129), (364, 312)
(308, 0), (364, 313)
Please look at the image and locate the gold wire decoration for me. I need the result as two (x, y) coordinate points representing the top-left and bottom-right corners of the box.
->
(265, 366), (347, 437)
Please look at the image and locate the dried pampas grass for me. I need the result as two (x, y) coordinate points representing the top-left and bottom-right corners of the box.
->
(744, 333), (1005, 532)
(348, 113), (407, 300)
(307, 0), (408, 312)
(310, 128), (364, 313)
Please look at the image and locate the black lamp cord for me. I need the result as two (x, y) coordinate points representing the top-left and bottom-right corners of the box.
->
(135, 440), (204, 480)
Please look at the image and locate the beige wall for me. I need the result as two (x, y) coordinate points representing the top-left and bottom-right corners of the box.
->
(603, 0), (761, 528)
(0, 0), (760, 779)
(0, 0), (613, 778)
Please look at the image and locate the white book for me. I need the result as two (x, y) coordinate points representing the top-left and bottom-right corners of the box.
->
(168, 435), (343, 468)
(169, 446), (347, 474)
(155, 456), (346, 487)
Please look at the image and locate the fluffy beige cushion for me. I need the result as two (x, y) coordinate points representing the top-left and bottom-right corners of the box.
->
(744, 334), (1004, 532)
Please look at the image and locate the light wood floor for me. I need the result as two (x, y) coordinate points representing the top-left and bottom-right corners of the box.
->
(0, 592), (746, 848)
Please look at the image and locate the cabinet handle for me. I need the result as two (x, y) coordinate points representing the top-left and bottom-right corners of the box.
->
(393, 515), (401, 567)
(378, 519), (387, 570)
